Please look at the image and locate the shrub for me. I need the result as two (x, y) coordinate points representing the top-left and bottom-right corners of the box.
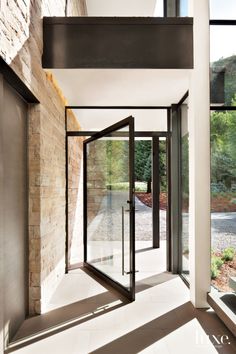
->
(211, 263), (220, 279)
(212, 255), (224, 268)
(222, 247), (235, 261)
(231, 183), (236, 192)
(211, 255), (223, 279)
(211, 182), (227, 193)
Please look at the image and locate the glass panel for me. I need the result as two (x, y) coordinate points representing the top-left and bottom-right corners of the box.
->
(210, 26), (236, 106)
(86, 125), (132, 289)
(210, 0), (236, 19)
(210, 110), (236, 294)
(181, 104), (189, 279)
(134, 139), (152, 248)
(159, 139), (167, 240)
(179, 0), (188, 17)
(163, 0), (189, 17)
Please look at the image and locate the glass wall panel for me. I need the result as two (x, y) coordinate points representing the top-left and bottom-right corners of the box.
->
(164, 0), (189, 17)
(210, 110), (236, 293)
(210, 0), (236, 20)
(210, 26), (236, 106)
(86, 126), (132, 289)
(160, 139), (167, 240)
(179, 0), (188, 17)
(181, 104), (189, 279)
(134, 138), (167, 247)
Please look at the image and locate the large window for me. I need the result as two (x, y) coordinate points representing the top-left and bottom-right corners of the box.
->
(210, 110), (236, 292)
(210, 2), (236, 310)
(210, 26), (236, 106)
(180, 103), (189, 279)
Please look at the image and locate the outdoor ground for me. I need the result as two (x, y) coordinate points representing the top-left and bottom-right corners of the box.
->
(136, 192), (167, 210)
(211, 253), (236, 292)
(136, 192), (236, 293)
(136, 192), (236, 213)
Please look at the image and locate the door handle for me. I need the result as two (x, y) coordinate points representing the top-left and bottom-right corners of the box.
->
(124, 270), (139, 275)
(122, 206), (138, 275)
(122, 206), (125, 276)
(125, 200), (134, 212)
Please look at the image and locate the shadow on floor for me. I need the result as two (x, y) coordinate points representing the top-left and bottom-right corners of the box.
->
(6, 269), (176, 352)
(135, 272), (178, 293)
(89, 301), (236, 354)
(6, 268), (127, 353)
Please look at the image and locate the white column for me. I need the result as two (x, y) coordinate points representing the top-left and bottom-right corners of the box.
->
(188, 0), (211, 308)
(0, 74), (4, 354)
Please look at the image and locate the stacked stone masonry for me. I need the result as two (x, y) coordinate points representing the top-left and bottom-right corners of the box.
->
(68, 135), (83, 267)
(0, 0), (87, 314)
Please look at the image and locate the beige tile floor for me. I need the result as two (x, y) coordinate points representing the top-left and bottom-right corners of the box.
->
(9, 241), (236, 354)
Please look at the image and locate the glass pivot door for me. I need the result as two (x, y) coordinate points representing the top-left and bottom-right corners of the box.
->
(83, 116), (135, 301)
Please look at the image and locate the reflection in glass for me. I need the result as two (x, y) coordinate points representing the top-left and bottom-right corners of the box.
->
(210, 111), (236, 293)
(86, 127), (131, 289)
(181, 104), (189, 279)
(159, 139), (167, 240)
(210, 26), (236, 106)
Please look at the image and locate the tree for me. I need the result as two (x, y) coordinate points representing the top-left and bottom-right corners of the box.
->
(210, 106), (236, 190)
(135, 140), (152, 192)
(106, 140), (129, 185)
(135, 140), (167, 193)
(144, 154), (152, 193)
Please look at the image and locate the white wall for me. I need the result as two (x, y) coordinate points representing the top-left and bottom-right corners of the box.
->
(188, 0), (211, 308)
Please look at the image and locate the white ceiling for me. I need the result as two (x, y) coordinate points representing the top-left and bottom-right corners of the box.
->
(69, 108), (168, 131)
(51, 68), (190, 131)
(52, 69), (190, 107)
(51, 0), (190, 131)
(86, 0), (158, 17)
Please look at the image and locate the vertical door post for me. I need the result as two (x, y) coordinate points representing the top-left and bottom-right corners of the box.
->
(152, 137), (160, 248)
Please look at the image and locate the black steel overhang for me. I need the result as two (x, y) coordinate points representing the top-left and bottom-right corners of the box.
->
(42, 17), (193, 69)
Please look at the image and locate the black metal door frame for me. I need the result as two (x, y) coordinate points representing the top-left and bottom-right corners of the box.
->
(83, 116), (135, 301)
(65, 106), (172, 278)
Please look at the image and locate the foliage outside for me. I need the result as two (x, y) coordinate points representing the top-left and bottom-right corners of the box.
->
(134, 140), (166, 193)
(222, 247), (235, 262)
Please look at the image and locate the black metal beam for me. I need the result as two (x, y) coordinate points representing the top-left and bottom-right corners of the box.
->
(43, 17), (193, 69)
(152, 137), (160, 248)
(170, 105), (181, 273)
(166, 108), (172, 272)
(210, 106), (236, 111)
(67, 131), (169, 137)
(66, 106), (171, 110)
(177, 91), (189, 107)
(0, 57), (39, 103)
(210, 20), (236, 25)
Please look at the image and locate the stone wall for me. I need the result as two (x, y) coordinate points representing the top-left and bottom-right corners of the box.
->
(0, 0), (86, 314)
(67, 109), (84, 267)
(87, 141), (107, 224)
(68, 135), (84, 267)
